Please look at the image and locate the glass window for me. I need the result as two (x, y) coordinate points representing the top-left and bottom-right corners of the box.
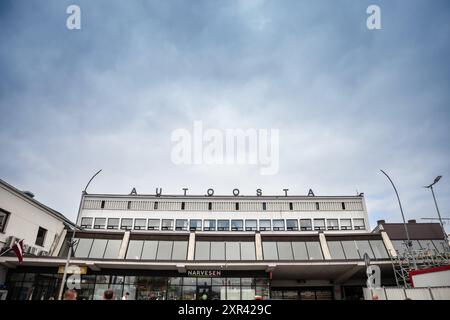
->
(107, 218), (119, 230)
(189, 220), (202, 231)
(353, 219), (365, 230)
(369, 240), (389, 259)
(141, 240), (158, 260)
(226, 242), (240, 260)
(277, 242), (293, 260)
(240, 242), (256, 260)
(35, 227), (47, 246)
(340, 219), (352, 230)
(134, 219), (147, 230)
(210, 241), (225, 260)
(148, 219), (160, 230)
(245, 220), (257, 231)
(103, 239), (122, 259)
(121, 218), (133, 231)
(328, 241), (346, 259)
(80, 217), (93, 229)
(313, 219), (325, 231)
(231, 220), (243, 231)
(156, 241), (173, 260)
(292, 242), (308, 260)
(126, 240), (144, 260)
(74, 238), (93, 258)
(273, 219), (285, 231)
(306, 242), (323, 260)
(203, 220), (216, 231)
(355, 240), (375, 259)
(172, 241), (188, 260)
(259, 220), (271, 231)
(175, 219), (188, 231)
(300, 219), (312, 231)
(89, 239), (108, 258)
(195, 241), (210, 260)
(286, 219), (298, 231)
(0, 209), (9, 232)
(217, 220), (230, 231)
(93, 218), (106, 229)
(327, 219), (339, 230)
(262, 242), (278, 260)
(162, 219), (174, 231)
(341, 241), (360, 259)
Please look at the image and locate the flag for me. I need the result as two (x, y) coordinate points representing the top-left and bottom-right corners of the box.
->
(12, 239), (24, 264)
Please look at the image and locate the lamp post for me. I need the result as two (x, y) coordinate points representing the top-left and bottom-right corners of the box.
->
(424, 176), (449, 249)
(380, 170), (417, 269)
(57, 169), (102, 300)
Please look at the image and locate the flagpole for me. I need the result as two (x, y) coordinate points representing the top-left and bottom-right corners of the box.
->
(57, 169), (102, 300)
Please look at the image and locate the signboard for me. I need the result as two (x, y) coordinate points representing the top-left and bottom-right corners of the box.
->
(58, 265), (88, 275)
(186, 270), (222, 277)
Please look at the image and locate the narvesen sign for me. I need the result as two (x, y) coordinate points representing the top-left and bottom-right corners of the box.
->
(186, 270), (222, 277)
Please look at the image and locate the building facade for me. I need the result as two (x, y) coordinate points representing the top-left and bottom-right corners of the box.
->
(1, 189), (449, 300)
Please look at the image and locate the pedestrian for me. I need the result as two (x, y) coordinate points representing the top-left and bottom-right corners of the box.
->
(103, 289), (115, 300)
(122, 292), (130, 300)
(63, 289), (77, 300)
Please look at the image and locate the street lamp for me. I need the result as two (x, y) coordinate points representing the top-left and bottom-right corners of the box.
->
(380, 170), (417, 269)
(424, 176), (449, 249)
(57, 169), (102, 300)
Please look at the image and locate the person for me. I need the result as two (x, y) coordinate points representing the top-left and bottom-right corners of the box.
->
(122, 292), (130, 300)
(103, 289), (115, 300)
(63, 289), (77, 300)
(372, 294), (379, 300)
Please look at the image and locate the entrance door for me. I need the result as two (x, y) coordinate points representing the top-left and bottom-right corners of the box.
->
(196, 285), (212, 300)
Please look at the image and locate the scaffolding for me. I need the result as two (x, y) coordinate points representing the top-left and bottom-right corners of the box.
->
(390, 244), (450, 288)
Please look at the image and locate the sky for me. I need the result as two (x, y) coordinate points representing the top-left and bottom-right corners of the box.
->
(0, 0), (449, 231)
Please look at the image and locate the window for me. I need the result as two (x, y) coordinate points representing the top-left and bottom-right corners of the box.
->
(231, 220), (243, 231)
(341, 241), (360, 259)
(101, 200), (105, 209)
(259, 220), (271, 231)
(313, 219), (325, 231)
(208, 202), (212, 211)
(148, 219), (160, 230)
(226, 242), (240, 260)
(262, 242), (278, 260)
(306, 242), (323, 260)
(235, 202), (239, 210)
(35, 227), (47, 246)
(341, 202), (346, 210)
(289, 202), (293, 211)
(0, 209), (10, 232)
(121, 218), (133, 230)
(189, 219), (202, 231)
(211, 242), (225, 260)
(74, 238), (93, 258)
(80, 217), (93, 229)
(156, 241), (173, 260)
(175, 219), (188, 231)
(327, 219), (339, 230)
(195, 241), (210, 260)
(273, 220), (285, 231)
(300, 219), (312, 231)
(245, 220), (257, 231)
(103, 240), (122, 259)
(340, 219), (352, 230)
(315, 202), (320, 210)
(172, 241), (188, 260)
(127, 201), (131, 210)
(89, 239), (107, 258)
(107, 218), (119, 230)
(203, 220), (216, 231)
(286, 219), (298, 231)
(328, 241), (346, 260)
(134, 219), (147, 230)
(141, 241), (158, 259)
(94, 218), (106, 229)
(353, 219), (365, 230)
(217, 220), (230, 231)
(292, 242), (308, 260)
(126, 240), (144, 260)
(162, 219), (174, 231)
(240, 242), (256, 260)
(369, 240), (389, 259)
(277, 242), (294, 260)
(356, 240), (375, 259)
(181, 202), (185, 210)
(262, 202), (267, 210)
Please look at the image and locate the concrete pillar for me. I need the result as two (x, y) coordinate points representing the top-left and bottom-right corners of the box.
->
(118, 231), (130, 259)
(187, 232), (196, 261)
(255, 232), (263, 261)
(51, 229), (67, 257)
(380, 230), (397, 257)
(319, 232), (332, 260)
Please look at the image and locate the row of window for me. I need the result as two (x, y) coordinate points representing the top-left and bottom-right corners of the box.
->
(194, 241), (256, 261)
(80, 217), (366, 232)
(84, 199), (364, 212)
(391, 239), (450, 255)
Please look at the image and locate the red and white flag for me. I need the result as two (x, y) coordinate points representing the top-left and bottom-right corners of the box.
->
(12, 239), (24, 264)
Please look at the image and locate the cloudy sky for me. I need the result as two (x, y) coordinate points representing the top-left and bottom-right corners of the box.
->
(0, 0), (449, 231)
